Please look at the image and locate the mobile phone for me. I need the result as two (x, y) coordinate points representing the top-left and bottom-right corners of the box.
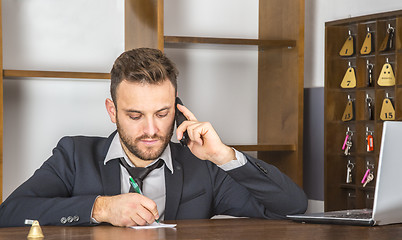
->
(175, 97), (189, 146)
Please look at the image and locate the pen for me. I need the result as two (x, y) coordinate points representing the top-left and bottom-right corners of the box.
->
(129, 177), (159, 223)
(129, 177), (143, 195)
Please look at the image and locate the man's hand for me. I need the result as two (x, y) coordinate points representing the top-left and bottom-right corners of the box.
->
(92, 193), (159, 227)
(176, 103), (235, 166)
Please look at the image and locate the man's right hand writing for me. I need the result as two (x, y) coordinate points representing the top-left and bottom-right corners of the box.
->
(92, 193), (159, 227)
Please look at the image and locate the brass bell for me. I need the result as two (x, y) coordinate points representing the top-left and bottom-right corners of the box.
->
(27, 220), (44, 239)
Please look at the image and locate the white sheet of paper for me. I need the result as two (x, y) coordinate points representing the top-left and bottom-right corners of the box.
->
(129, 222), (177, 229)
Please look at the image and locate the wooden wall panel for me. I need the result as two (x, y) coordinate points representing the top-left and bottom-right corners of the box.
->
(258, 0), (304, 186)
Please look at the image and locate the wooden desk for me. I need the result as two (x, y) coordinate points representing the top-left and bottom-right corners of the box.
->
(1, 218), (402, 240)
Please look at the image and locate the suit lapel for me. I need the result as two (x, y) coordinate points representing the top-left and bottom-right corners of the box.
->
(164, 144), (184, 220)
(99, 159), (121, 196)
(98, 131), (121, 196)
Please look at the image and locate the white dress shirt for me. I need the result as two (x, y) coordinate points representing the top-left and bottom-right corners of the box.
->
(102, 132), (247, 221)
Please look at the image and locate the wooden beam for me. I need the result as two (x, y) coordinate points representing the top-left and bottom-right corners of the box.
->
(125, 0), (163, 50)
(157, 0), (164, 51)
(3, 70), (110, 80)
(164, 36), (296, 48)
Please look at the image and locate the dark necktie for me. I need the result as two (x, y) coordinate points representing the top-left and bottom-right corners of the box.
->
(119, 158), (164, 192)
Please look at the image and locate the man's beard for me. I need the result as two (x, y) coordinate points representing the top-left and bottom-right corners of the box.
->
(117, 120), (174, 161)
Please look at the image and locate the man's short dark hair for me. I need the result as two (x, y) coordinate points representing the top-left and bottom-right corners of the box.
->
(110, 48), (179, 104)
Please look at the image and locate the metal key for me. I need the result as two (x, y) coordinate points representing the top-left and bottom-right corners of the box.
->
(346, 162), (354, 184)
(389, 27), (394, 49)
(363, 172), (374, 187)
(366, 97), (374, 120)
(367, 63), (373, 87)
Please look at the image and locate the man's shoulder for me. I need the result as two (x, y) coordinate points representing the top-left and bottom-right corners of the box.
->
(58, 134), (111, 146)
(54, 132), (116, 156)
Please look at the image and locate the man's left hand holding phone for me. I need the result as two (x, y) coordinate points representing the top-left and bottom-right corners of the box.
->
(175, 98), (236, 166)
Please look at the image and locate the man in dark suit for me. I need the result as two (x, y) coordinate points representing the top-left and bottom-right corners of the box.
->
(0, 48), (307, 227)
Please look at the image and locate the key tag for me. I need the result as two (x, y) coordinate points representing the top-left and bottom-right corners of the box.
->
(340, 62), (356, 88)
(380, 93), (395, 120)
(360, 27), (373, 55)
(366, 127), (374, 152)
(339, 30), (354, 56)
(365, 94), (374, 120)
(379, 24), (394, 52)
(342, 131), (351, 150)
(342, 128), (353, 156)
(378, 58), (395, 86)
(361, 168), (370, 184)
(342, 95), (354, 122)
(366, 60), (374, 87)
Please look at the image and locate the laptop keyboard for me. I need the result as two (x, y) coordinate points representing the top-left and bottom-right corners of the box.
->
(325, 209), (373, 219)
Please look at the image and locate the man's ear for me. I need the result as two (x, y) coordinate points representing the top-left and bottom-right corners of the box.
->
(105, 98), (117, 123)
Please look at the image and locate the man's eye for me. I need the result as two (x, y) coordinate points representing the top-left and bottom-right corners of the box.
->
(129, 115), (141, 120)
(157, 113), (168, 118)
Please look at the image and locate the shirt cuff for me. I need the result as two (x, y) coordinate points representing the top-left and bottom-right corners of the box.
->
(218, 149), (247, 171)
(90, 196), (101, 224)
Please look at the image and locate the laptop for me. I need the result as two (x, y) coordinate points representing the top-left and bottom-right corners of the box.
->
(287, 121), (402, 226)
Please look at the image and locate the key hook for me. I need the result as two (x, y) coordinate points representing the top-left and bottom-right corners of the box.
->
(385, 92), (393, 99)
(387, 24), (394, 33)
(366, 127), (373, 135)
(346, 127), (354, 136)
(366, 161), (375, 170)
(366, 60), (373, 69)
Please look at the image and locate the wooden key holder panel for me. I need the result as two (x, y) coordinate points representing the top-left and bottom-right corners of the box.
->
(325, 10), (402, 211)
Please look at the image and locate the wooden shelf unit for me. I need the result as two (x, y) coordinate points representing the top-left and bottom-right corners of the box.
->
(165, 0), (304, 186)
(325, 10), (402, 211)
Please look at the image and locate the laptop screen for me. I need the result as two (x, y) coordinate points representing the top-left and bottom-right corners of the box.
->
(372, 121), (402, 225)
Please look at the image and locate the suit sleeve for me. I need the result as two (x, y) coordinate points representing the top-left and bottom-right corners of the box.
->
(0, 137), (99, 227)
(210, 153), (308, 219)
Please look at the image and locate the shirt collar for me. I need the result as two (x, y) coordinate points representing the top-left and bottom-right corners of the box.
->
(104, 132), (174, 174)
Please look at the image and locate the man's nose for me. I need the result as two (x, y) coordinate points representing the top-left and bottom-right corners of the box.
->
(143, 117), (158, 136)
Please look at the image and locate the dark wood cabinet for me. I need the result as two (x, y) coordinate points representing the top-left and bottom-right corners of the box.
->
(325, 10), (402, 211)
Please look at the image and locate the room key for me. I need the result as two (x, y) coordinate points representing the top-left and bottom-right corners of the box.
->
(366, 62), (374, 87)
(363, 172), (374, 187)
(344, 140), (352, 156)
(346, 162), (354, 184)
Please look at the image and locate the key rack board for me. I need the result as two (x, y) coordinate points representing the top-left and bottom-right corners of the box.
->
(325, 10), (402, 211)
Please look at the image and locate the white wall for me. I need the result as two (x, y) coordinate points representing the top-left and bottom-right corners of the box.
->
(164, 0), (259, 145)
(305, 0), (402, 88)
(2, 0), (124, 199)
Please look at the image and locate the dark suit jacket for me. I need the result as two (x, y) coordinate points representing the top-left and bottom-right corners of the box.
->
(0, 132), (307, 227)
